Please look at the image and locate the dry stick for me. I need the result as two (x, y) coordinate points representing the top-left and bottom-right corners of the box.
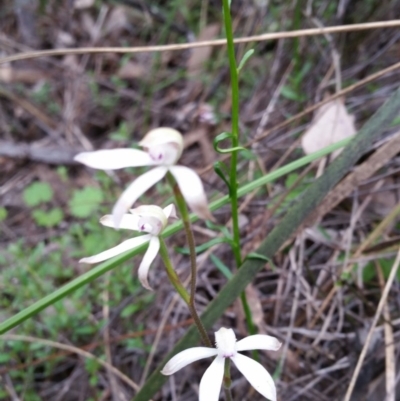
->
(310, 201), (400, 329)
(376, 261), (396, 401)
(0, 318), (194, 376)
(1, 20), (400, 64)
(343, 248), (400, 401)
(140, 295), (180, 386)
(0, 334), (141, 393)
(289, 133), (400, 329)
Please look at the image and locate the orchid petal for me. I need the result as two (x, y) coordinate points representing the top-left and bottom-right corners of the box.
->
(161, 347), (218, 375)
(236, 334), (282, 352)
(74, 148), (155, 169)
(138, 236), (160, 290)
(100, 214), (140, 231)
(199, 356), (224, 401)
(163, 204), (177, 219)
(112, 166), (168, 227)
(231, 353), (277, 401)
(169, 165), (213, 221)
(79, 235), (151, 264)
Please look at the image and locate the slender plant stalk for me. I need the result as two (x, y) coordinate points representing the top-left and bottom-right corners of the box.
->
(159, 238), (190, 304)
(222, 0), (256, 336)
(224, 388), (233, 401)
(159, 237), (211, 347)
(223, 359), (233, 401)
(166, 172), (212, 347)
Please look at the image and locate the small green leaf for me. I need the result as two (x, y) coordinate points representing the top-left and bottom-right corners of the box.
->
(23, 182), (53, 207)
(210, 254), (233, 279)
(281, 86), (301, 101)
(0, 207), (7, 221)
(239, 148), (257, 161)
(285, 173), (299, 188)
(214, 161), (231, 191)
(237, 49), (254, 73)
(121, 303), (140, 318)
(57, 166), (68, 182)
(32, 208), (64, 227)
(109, 121), (129, 141)
(69, 187), (104, 218)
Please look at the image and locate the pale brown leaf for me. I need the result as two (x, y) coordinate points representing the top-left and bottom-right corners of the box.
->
(187, 24), (220, 76)
(302, 98), (356, 157)
(74, 0), (95, 9)
(118, 61), (146, 79)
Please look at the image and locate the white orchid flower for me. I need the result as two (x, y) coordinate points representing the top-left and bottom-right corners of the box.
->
(74, 127), (212, 227)
(162, 327), (281, 401)
(79, 204), (176, 290)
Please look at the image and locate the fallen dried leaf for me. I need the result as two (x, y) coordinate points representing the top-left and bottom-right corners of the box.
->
(104, 6), (128, 35)
(302, 98), (356, 158)
(187, 24), (220, 77)
(118, 61), (146, 80)
(74, 0), (95, 9)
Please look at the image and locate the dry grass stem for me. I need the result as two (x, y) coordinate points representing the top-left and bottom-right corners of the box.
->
(343, 248), (400, 401)
(1, 20), (400, 65)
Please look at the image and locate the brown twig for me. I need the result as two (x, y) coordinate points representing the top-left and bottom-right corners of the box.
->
(1, 20), (400, 65)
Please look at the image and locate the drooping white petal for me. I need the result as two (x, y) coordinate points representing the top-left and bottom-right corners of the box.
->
(74, 148), (155, 170)
(199, 356), (224, 401)
(163, 204), (177, 219)
(169, 165), (213, 221)
(79, 235), (151, 264)
(231, 353), (277, 401)
(138, 235), (160, 290)
(112, 166), (168, 227)
(161, 347), (218, 376)
(100, 214), (140, 231)
(236, 334), (282, 352)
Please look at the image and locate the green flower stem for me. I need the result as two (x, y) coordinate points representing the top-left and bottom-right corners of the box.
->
(158, 238), (190, 304)
(158, 237), (211, 346)
(223, 358), (233, 401)
(166, 172), (212, 347)
(222, 0), (256, 337)
(0, 137), (351, 335)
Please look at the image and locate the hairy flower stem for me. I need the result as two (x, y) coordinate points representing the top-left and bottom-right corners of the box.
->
(159, 236), (210, 346)
(223, 359), (233, 401)
(159, 238), (190, 305)
(167, 172), (212, 347)
(222, 0), (256, 337)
